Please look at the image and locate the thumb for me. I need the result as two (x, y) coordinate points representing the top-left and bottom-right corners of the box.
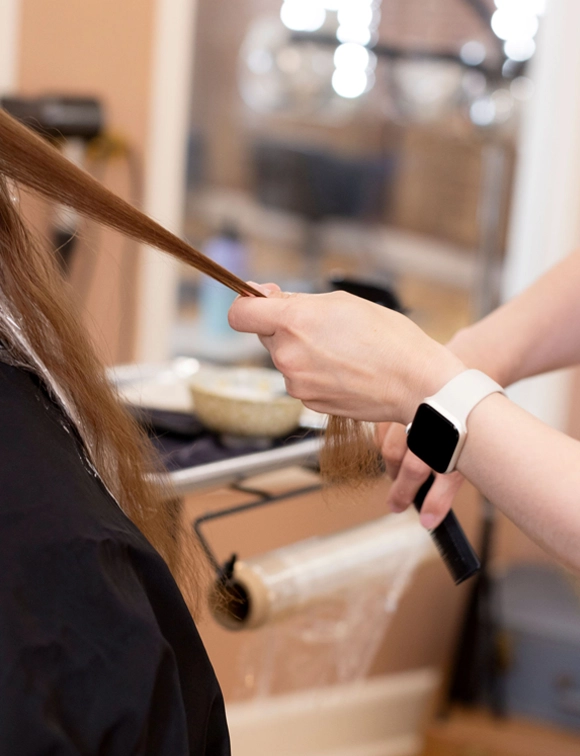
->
(247, 281), (281, 297)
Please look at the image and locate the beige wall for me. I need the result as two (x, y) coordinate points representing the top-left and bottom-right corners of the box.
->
(17, 0), (156, 363)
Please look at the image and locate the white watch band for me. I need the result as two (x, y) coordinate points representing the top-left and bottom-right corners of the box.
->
(427, 369), (506, 427)
(406, 369), (506, 474)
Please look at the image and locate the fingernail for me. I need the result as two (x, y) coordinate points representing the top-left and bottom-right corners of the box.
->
(248, 281), (276, 297)
(420, 513), (437, 530)
(247, 281), (272, 297)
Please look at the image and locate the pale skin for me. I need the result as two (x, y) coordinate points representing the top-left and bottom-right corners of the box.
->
(228, 250), (580, 573)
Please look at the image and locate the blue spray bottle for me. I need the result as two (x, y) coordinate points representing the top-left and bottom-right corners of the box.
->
(198, 223), (248, 340)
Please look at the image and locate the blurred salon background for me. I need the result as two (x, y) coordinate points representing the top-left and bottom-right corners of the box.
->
(3, 0), (580, 753)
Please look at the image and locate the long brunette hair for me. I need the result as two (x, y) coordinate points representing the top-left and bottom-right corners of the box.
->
(0, 110), (379, 611)
(0, 109), (263, 613)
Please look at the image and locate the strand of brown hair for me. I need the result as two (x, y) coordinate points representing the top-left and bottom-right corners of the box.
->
(0, 108), (381, 615)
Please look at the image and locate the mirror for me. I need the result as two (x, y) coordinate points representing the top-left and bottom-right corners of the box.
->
(172, 0), (540, 364)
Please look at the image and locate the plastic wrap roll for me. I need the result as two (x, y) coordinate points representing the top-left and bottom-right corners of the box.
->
(211, 510), (434, 630)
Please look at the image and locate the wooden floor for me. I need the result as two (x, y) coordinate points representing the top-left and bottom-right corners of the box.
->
(422, 708), (580, 756)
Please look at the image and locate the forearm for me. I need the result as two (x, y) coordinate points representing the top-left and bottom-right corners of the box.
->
(458, 393), (580, 571)
(449, 248), (580, 386)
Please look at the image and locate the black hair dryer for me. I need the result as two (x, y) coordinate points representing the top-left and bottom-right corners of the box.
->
(0, 95), (104, 271)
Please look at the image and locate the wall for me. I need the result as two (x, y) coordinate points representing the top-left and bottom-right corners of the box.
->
(502, 0), (580, 431)
(0, 0), (21, 93)
(17, 0), (156, 363)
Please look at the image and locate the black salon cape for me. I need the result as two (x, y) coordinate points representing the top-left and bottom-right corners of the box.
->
(0, 359), (230, 755)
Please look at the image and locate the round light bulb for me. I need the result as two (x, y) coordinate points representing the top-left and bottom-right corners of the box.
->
(336, 24), (372, 45)
(460, 40), (487, 66)
(504, 37), (536, 61)
(470, 96), (496, 126)
(332, 67), (368, 98)
(491, 8), (539, 41)
(334, 42), (370, 71)
(280, 0), (326, 32)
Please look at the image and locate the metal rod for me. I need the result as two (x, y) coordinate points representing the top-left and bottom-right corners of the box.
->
(193, 482), (323, 575)
(290, 33), (510, 80)
(166, 436), (321, 496)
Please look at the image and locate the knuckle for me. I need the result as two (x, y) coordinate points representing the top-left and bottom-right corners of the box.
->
(303, 399), (324, 413)
(388, 491), (410, 513)
(423, 491), (452, 520)
(284, 377), (306, 401)
(382, 438), (405, 467)
(404, 456), (429, 482)
(272, 349), (292, 375)
(375, 422), (391, 446)
(333, 290), (353, 305)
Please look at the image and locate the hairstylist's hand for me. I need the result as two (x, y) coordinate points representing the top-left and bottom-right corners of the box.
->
(229, 284), (465, 425)
(376, 421), (464, 529)
(375, 325), (504, 529)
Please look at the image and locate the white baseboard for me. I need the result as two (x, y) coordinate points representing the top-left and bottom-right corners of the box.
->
(226, 668), (439, 756)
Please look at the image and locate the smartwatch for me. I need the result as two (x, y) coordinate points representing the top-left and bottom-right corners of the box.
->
(406, 369), (505, 474)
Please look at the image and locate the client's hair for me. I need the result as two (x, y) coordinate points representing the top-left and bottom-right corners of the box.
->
(0, 175), (211, 609)
(0, 110), (380, 612)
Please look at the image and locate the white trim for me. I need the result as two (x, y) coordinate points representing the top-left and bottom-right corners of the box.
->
(0, 0), (21, 93)
(502, 0), (580, 429)
(135, 0), (198, 362)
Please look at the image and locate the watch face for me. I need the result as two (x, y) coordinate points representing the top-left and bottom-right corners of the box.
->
(407, 403), (460, 474)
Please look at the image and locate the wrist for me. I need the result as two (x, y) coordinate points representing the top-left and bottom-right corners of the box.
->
(406, 369), (506, 474)
(401, 345), (466, 425)
(446, 325), (512, 388)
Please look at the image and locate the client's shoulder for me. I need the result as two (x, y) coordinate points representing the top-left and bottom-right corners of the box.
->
(0, 359), (131, 537)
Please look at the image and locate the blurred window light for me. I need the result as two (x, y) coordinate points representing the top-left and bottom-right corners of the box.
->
(495, 0), (546, 16)
(280, 0), (326, 32)
(460, 41), (487, 66)
(334, 42), (370, 71)
(511, 75), (535, 101)
(470, 96), (496, 126)
(323, 0), (342, 9)
(504, 37), (536, 61)
(332, 67), (368, 98)
(491, 8), (539, 41)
